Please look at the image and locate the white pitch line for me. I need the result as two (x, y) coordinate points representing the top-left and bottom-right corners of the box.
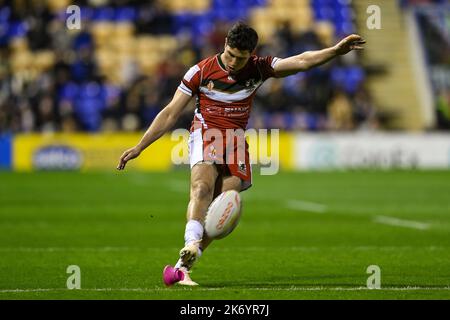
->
(0, 286), (449, 293)
(285, 200), (327, 213)
(0, 246), (446, 253)
(0, 247), (139, 252)
(374, 215), (430, 230)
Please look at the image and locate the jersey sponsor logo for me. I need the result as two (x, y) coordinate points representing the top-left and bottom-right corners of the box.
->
(207, 80), (214, 91)
(202, 105), (250, 119)
(238, 160), (246, 174)
(223, 106), (250, 113)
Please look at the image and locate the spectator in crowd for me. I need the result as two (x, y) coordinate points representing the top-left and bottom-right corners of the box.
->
(0, 0), (380, 133)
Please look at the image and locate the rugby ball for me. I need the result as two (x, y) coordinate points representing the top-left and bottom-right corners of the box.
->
(204, 190), (242, 239)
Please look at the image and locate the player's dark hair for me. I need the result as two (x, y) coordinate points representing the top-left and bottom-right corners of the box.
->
(226, 22), (258, 53)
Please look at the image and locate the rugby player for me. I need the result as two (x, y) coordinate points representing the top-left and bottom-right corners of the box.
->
(117, 22), (365, 286)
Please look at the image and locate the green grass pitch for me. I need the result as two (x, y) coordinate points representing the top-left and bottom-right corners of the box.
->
(0, 170), (449, 299)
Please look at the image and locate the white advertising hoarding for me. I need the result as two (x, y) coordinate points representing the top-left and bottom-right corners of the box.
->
(295, 133), (450, 170)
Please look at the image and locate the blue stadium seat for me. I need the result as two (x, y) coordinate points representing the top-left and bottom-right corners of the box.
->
(71, 60), (94, 83)
(0, 6), (10, 23)
(220, 8), (248, 21)
(331, 66), (365, 94)
(234, 0), (253, 9)
(0, 27), (8, 46)
(305, 112), (322, 131)
(79, 6), (94, 21)
(59, 82), (79, 102)
(283, 73), (307, 97)
(335, 21), (355, 36)
(314, 7), (335, 21)
(173, 13), (194, 34)
(92, 7), (115, 21)
(193, 14), (215, 37)
(73, 32), (93, 51)
(335, 7), (354, 22)
(212, 0), (239, 9)
(114, 7), (137, 22)
(212, 0), (228, 7)
(104, 84), (121, 102)
(7, 21), (27, 39)
(74, 82), (107, 132)
(248, 0), (267, 6)
(172, 0), (267, 36)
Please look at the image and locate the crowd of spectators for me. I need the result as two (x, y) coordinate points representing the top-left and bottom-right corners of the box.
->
(0, 0), (380, 134)
(412, 1), (450, 129)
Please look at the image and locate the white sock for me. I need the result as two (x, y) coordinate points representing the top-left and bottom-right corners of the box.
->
(174, 220), (204, 269)
(184, 219), (204, 247)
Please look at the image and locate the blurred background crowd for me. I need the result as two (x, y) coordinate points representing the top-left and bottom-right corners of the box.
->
(0, 0), (448, 133)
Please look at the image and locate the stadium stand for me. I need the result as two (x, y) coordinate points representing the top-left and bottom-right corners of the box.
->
(402, 0), (450, 129)
(1, 0), (443, 134)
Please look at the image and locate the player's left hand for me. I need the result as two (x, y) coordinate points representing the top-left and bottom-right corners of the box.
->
(334, 34), (366, 55)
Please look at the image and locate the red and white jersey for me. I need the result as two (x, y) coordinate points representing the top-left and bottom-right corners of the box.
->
(178, 54), (281, 130)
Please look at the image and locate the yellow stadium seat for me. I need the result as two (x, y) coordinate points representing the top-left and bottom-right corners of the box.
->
(137, 36), (159, 53)
(46, 0), (71, 13)
(91, 22), (115, 46)
(9, 38), (29, 53)
(136, 49), (161, 74)
(270, 0), (309, 10)
(290, 9), (313, 31)
(115, 23), (135, 38)
(161, 0), (210, 12)
(34, 51), (56, 71)
(95, 50), (117, 71)
(157, 36), (178, 53)
(11, 52), (33, 72)
(114, 38), (137, 56)
(314, 21), (335, 46)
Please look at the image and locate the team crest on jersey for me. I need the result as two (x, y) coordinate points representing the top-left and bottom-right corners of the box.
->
(208, 145), (217, 159)
(207, 80), (214, 91)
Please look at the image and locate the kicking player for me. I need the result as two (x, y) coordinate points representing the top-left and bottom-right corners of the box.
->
(117, 22), (365, 286)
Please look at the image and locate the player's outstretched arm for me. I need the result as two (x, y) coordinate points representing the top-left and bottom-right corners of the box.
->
(273, 34), (366, 78)
(117, 89), (192, 170)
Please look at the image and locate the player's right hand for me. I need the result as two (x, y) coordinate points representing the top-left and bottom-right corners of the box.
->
(117, 146), (142, 170)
